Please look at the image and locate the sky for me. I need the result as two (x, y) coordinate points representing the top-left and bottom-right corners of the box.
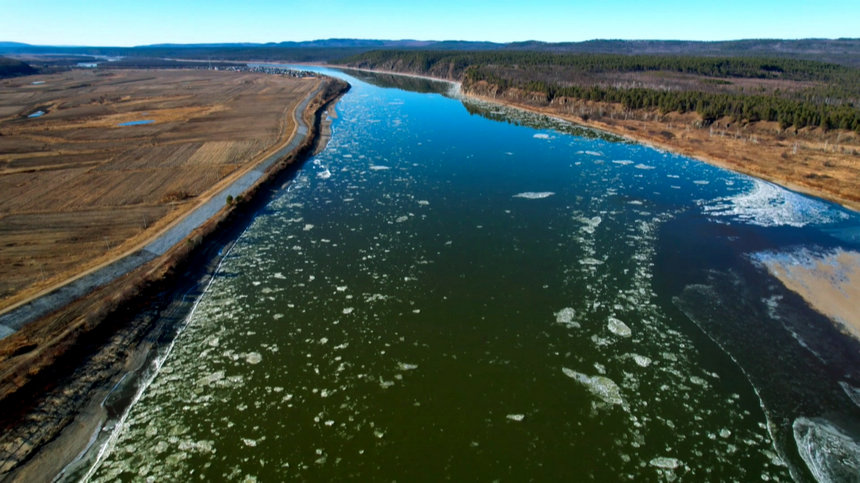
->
(3, 0), (859, 46)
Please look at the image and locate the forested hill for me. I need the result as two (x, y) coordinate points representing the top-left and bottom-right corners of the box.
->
(336, 50), (860, 132)
(0, 57), (36, 78)
(1, 38), (859, 66)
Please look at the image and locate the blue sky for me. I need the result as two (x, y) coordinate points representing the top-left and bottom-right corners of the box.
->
(3, 0), (858, 46)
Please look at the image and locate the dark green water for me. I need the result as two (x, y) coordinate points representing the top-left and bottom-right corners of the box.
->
(89, 68), (860, 482)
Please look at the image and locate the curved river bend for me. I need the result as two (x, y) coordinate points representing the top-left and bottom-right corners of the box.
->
(89, 68), (860, 482)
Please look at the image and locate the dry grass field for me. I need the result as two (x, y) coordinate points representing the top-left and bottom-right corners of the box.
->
(0, 69), (320, 309)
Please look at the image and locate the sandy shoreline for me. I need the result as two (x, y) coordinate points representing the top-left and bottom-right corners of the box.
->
(756, 249), (860, 341)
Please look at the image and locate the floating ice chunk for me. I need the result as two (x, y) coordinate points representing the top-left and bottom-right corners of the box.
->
(343, 307), (354, 315)
(318, 169), (332, 180)
(693, 180), (710, 185)
(533, 133), (550, 139)
(273, 272), (286, 279)
(417, 200), (430, 206)
(578, 216), (602, 234)
(555, 307), (579, 328)
(607, 317), (631, 337)
(720, 428), (732, 438)
(369, 165), (390, 170)
(584, 151), (603, 156)
(513, 192), (555, 199)
(634, 163), (655, 170)
(506, 414), (525, 421)
(612, 160), (634, 165)
(336, 285), (348, 292)
(794, 417), (860, 483)
(398, 362), (418, 371)
(395, 215), (409, 223)
(649, 457), (681, 469)
(839, 381), (860, 408)
(242, 438), (258, 447)
(199, 371), (225, 386)
(562, 368), (624, 406)
(303, 224), (314, 231)
(246, 352), (262, 364)
(632, 354), (652, 367)
(580, 257), (604, 266)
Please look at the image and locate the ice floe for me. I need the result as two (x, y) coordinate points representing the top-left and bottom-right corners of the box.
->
(793, 417), (860, 483)
(649, 457), (681, 469)
(513, 192), (555, 199)
(607, 317), (632, 337)
(555, 307), (579, 328)
(562, 367), (625, 406)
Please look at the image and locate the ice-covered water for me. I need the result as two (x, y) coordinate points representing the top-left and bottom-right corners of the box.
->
(88, 67), (860, 482)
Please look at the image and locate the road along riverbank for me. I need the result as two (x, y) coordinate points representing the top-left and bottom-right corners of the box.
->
(0, 75), (349, 482)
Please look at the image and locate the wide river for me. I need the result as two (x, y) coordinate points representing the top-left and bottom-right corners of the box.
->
(88, 68), (860, 481)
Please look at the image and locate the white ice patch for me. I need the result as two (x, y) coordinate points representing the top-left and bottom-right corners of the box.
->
(632, 354), (652, 367)
(513, 192), (555, 199)
(634, 163), (655, 170)
(533, 133), (550, 139)
(343, 307), (354, 315)
(417, 200), (430, 206)
(612, 160), (634, 166)
(397, 362), (418, 371)
(303, 224), (314, 231)
(650, 457), (681, 469)
(703, 179), (847, 227)
(506, 414), (525, 421)
(562, 368), (625, 406)
(317, 169), (332, 180)
(839, 381), (860, 409)
(395, 215), (409, 223)
(607, 317), (632, 337)
(246, 352), (262, 364)
(555, 307), (579, 328)
(369, 165), (390, 170)
(578, 216), (602, 234)
(793, 417), (860, 483)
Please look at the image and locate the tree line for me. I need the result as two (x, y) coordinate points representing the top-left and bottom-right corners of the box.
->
(465, 67), (860, 131)
(339, 50), (860, 132)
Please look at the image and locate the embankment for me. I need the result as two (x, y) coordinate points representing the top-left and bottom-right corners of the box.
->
(0, 77), (349, 481)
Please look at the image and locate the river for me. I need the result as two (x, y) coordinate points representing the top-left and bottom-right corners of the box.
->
(86, 67), (860, 482)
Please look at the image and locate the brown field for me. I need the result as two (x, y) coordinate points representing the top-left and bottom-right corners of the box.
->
(0, 69), (320, 309)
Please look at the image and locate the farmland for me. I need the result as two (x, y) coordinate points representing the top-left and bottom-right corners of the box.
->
(0, 69), (320, 309)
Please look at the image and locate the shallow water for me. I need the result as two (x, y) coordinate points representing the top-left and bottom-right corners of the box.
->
(89, 68), (860, 481)
(117, 119), (154, 126)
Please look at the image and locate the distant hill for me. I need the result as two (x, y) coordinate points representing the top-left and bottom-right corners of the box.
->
(0, 56), (37, 78)
(1, 38), (858, 66)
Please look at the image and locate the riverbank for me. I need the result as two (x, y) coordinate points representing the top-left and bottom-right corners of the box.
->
(0, 76), (349, 481)
(459, 83), (860, 213)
